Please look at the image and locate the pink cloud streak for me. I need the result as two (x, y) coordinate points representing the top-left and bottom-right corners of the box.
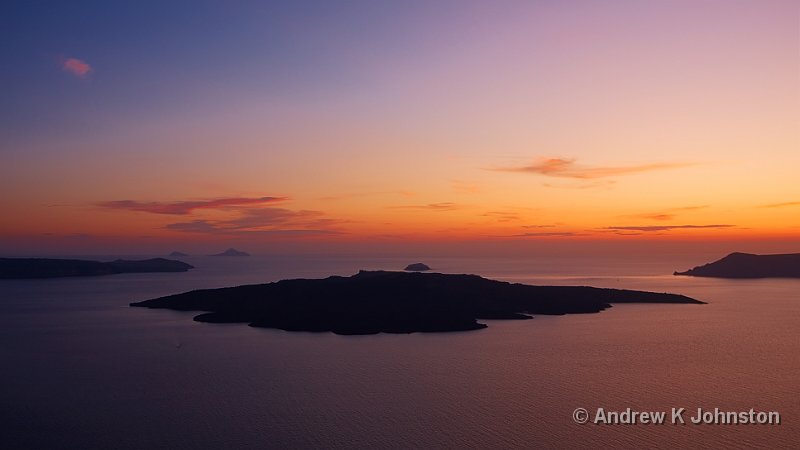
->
(62, 57), (92, 78)
(496, 157), (692, 179)
(97, 196), (288, 215)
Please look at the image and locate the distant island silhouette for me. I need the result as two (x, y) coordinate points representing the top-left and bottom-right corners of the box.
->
(210, 248), (250, 257)
(404, 262), (431, 271)
(675, 252), (800, 278)
(169, 251), (189, 257)
(131, 270), (703, 335)
(0, 258), (193, 279)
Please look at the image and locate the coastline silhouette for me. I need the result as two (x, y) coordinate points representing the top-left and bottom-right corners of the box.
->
(0, 257), (193, 279)
(675, 252), (800, 278)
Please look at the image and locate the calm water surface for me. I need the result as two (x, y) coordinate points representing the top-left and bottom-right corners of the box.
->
(1, 255), (798, 449)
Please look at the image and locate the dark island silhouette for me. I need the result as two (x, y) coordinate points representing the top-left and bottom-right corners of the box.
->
(0, 257), (193, 279)
(211, 248), (250, 257)
(131, 270), (703, 335)
(675, 252), (800, 279)
(169, 251), (189, 257)
(404, 262), (431, 271)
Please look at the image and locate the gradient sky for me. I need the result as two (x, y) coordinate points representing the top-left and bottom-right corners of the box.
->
(1, 0), (798, 255)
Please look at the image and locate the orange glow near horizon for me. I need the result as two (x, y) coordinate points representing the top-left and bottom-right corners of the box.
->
(1, 1), (798, 255)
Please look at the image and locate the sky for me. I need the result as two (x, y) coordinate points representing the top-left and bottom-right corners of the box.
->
(1, 0), (798, 256)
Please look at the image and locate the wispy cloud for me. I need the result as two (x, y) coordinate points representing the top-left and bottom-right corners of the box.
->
(318, 193), (367, 201)
(165, 206), (343, 236)
(222, 207), (321, 229)
(451, 180), (480, 194)
(759, 201), (800, 208)
(389, 202), (460, 211)
(512, 231), (580, 237)
(621, 205), (708, 221)
(636, 214), (675, 221)
(494, 157), (692, 179)
(542, 180), (617, 190)
(61, 57), (92, 78)
(603, 224), (733, 233)
(97, 196), (287, 215)
(481, 211), (522, 222)
(98, 195), (340, 236)
(164, 220), (220, 233)
(671, 205), (709, 212)
(522, 224), (557, 229)
(318, 190), (416, 201)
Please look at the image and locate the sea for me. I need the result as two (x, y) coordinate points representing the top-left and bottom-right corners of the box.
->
(1, 254), (797, 449)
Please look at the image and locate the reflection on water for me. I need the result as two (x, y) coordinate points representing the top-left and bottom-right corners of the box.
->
(1, 255), (797, 449)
